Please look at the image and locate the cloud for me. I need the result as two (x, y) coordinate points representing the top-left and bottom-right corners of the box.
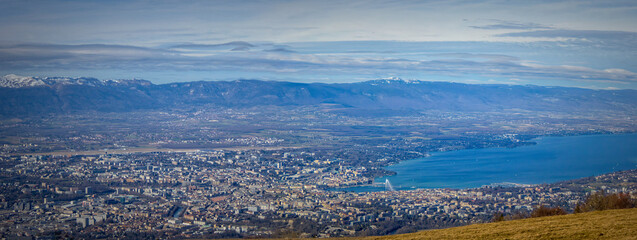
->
(264, 47), (296, 53)
(0, 43), (178, 70)
(497, 29), (637, 44)
(1, 41), (636, 87)
(470, 20), (553, 30)
(430, 53), (519, 62)
(496, 29), (637, 53)
(169, 41), (255, 51)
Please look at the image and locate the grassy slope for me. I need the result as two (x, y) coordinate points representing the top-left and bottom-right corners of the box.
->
(350, 208), (637, 240)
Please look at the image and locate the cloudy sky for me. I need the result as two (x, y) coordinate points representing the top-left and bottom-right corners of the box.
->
(1, 0), (636, 89)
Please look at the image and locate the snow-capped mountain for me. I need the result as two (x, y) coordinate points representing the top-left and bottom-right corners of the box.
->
(0, 74), (152, 88)
(367, 77), (422, 85)
(0, 74), (636, 118)
(0, 74), (46, 88)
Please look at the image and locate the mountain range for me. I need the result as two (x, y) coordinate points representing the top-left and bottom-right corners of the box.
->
(1, 74), (636, 117)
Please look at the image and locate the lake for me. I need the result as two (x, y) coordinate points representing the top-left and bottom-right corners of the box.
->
(338, 133), (637, 192)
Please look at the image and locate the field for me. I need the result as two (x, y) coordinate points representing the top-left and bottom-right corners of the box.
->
(344, 208), (637, 240)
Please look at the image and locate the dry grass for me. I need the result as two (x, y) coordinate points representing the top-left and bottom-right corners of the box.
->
(342, 208), (637, 240)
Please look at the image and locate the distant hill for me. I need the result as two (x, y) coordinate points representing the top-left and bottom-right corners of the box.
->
(2, 74), (637, 117)
(346, 208), (637, 240)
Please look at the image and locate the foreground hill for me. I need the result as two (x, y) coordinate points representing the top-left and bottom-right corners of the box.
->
(347, 208), (637, 240)
(2, 74), (637, 117)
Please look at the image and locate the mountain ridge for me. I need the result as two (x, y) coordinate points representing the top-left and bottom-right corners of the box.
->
(1, 74), (636, 117)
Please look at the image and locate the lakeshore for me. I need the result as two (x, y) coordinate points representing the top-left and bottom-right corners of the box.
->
(339, 133), (637, 192)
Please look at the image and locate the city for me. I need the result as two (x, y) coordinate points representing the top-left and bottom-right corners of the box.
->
(2, 0), (637, 239)
(2, 148), (635, 239)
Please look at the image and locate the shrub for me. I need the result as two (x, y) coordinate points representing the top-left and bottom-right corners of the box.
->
(505, 211), (530, 221)
(491, 212), (504, 222)
(575, 191), (636, 213)
(531, 205), (567, 218)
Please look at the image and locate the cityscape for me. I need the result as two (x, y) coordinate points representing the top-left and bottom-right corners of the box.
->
(3, 149), (636, 238)
(2, 0), (637, 239)
(0, 77), (636, 239)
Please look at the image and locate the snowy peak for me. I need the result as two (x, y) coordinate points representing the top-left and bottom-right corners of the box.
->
(0, 74), (46, 88)
(365, 77), (422, 85)
(40, 76), (104, 87)
(103, 79), (153, 87)
(0, 74), (152, 88)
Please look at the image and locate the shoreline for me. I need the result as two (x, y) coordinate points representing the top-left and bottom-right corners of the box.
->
(334, 132), (637, 192)
(9, 132), (632, 157)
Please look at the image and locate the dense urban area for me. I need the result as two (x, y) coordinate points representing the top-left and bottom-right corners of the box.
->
(1, 149), (636, 239)
(0, 104), (636, 239)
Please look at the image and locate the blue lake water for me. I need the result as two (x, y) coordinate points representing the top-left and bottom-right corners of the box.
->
(339, 133), (637, 192)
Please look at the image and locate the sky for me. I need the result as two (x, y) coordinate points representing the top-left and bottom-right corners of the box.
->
(0, 0), (636, 89)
